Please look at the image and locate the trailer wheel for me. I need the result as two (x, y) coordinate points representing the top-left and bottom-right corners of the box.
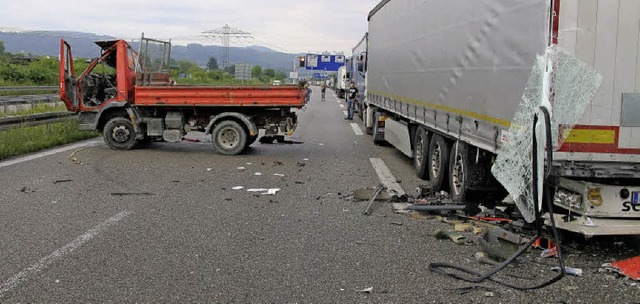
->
(428, 134), (450, 191)
(103, 117), (137, 150)
(246, 135), (258, 147)
(449, 141), (470, 202)
(414, 127), (430, 179)
(211, 120), (247, 155)
(372, 110), (385, 145)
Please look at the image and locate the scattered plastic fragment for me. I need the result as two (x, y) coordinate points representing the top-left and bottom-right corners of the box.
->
(67, 149), (84, 165)
(358, 287), (373, 293)
(207, 168), (212, 171)
(263, 188), (281, 195)
(541, 248), (558, 258)
(237, 167), (246, 171)
(303, 158), (309, 161)
(255, 172), (262, 176)
(232, 186), (244, 190)
(274, 173), (285, 177)
(604, 256), (640, 281)
(247, 188), (281, 195)
(552, 266), (583, 277)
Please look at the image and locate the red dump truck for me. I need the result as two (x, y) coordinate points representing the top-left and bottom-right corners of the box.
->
(59, 37), (305, 155)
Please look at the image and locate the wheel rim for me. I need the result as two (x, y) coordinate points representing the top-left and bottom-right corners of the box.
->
(219, 127), (240, 148)
(430, 142), (441, 178)
(112, 125), (131, 143)
(415, 134), (424, 167)
(451, 152), (465, 196)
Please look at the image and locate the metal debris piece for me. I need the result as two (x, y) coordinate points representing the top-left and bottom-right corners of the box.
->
(53, 179), (73, 184)
(475, 252), (500, 266)
(476, 227), (526, 260)
(434, 229), (467, 244)
(603, 256), (640, 281)
(353, 187), (393, 201)
(363, 186), (385, 216)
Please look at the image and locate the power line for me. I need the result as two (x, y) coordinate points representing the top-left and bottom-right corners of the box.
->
(201, 24), (253, 69)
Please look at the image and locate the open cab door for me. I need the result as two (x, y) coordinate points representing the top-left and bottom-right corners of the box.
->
(59, 39), (79, 111)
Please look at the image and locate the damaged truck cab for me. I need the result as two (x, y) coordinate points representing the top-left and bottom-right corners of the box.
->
(59, 37), (305, 155)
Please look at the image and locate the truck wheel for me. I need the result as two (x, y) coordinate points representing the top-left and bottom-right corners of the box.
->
(246, 135), (258, 147)
(414, 127), (430, 179)
(103, 117), (137, 150)
(428, 134), (450, 191)
(449, 141), (470, 202)
(372, 110), (385, 145)
(211, 120), (247, 155)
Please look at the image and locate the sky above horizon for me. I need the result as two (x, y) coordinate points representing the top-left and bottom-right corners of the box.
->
(1, 0), (380, 54)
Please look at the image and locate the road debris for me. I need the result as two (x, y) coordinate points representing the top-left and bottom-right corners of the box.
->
(182, 137), (201, 142)
(296, 161), (306, 167)
(237, 167), (246, 171)
(273, 160), (284, 166)
(434, 229), (468, 245)
(53, 179), (73, 184)
(20, 187), (34, 193)
(446, 285), (495, 295)
(602, 256), (640, 281)
(390, 221), (404, 226)
(247, 188), (281, 195)
(274, 173), (285, 177)
(553, 266), (583, 277)
(476, 227), (527, 260)
(111, 192), (155, 196)
(357, 287), (373, 294)
(67, 149), (85, 165)
(232, 186), (244, 190)
(255, 172), (262, 176)
(363, 186), (386, 216)
(474, 252), (500, 266)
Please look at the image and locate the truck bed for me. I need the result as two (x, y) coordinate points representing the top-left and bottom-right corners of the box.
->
(133, 85), (305, 107)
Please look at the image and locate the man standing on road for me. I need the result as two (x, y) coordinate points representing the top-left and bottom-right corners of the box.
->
(345, 82), (358, 120)
(320, 84), (326, 101)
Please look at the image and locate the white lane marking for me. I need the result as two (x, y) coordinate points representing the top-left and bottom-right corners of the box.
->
(350, 123), (364, 136)
(0, 139), (101, 169)
(369, 158), (409, 213)
(343, 111), (349, 116)
(339, 104), (345, 108)
(0, 211), (131, 298)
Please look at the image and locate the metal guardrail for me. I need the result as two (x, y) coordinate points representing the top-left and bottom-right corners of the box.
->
(0, 112), (77, 131)
(0, 86), (58, 92)
(0, 94), (60, 105)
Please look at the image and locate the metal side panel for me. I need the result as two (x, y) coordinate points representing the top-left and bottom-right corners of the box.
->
(384, 118), (413, 157)
(367, 0), (549, 128)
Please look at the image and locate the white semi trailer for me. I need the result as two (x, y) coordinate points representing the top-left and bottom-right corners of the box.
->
(362, 0), (640, 236)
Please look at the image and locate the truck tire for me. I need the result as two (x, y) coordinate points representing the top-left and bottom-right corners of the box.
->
(211, 120), (247, 155)
(427, 134), (450, 191)
(103, 117), (137, 150)
(449, 141), (470, 202)
(246, 135), (258, 147)
(413, 127), (430, 179)
(372, 110), (385, 145)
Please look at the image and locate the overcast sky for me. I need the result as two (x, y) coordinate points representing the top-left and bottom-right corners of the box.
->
(1, 0), (380, 54)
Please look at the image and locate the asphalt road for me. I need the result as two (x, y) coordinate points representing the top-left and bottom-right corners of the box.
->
(1, 87), (639, 302)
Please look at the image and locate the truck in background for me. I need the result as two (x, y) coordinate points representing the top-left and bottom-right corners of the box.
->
(336, 65), (349, 99)
(59, 37), (305, 155)
(362, 0), (640, 236)
(350, 33), (368, 118)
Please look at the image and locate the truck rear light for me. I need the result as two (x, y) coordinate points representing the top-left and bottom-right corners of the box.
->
(553, 189), (583, 210)
(587, 187), (604, 207)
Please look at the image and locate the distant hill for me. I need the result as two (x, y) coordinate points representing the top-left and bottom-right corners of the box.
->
(0, 30), (298, 70)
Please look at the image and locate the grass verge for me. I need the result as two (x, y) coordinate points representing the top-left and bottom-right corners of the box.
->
(0, 120), (99, 160)
(0, 103), (68, 117)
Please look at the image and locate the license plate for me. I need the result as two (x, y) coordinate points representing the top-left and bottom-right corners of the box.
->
(633, 192), (640, 204)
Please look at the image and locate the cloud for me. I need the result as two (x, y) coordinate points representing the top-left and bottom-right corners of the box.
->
(1, 0), (380, 54)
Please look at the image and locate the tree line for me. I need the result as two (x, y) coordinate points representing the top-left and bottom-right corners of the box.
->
(0, 41), (288, 86)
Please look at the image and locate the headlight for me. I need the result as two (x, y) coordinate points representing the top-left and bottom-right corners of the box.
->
(553, 189), (583, 210)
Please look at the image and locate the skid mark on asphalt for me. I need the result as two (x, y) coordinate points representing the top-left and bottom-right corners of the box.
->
(0, 211), (131, 299)
(0, 139), (101, 169)
(369, 158), (409, 212)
